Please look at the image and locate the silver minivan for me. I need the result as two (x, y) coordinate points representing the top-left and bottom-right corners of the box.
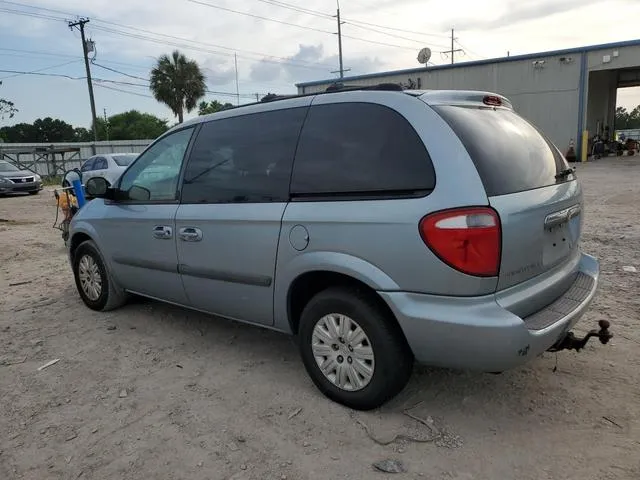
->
(69, 85), (609, 410)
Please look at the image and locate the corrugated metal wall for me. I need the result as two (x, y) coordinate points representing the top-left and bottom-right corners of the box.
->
(0, 140), (151, 176)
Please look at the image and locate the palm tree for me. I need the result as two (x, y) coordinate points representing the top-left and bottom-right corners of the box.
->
(150, 50), (206, 123)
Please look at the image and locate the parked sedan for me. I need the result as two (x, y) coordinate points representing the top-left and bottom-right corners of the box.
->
(80, 153), (138, 186)
(0, 160), (43, 195)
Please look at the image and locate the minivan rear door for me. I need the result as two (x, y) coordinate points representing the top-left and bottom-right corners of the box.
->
(431, 103), (581, 293)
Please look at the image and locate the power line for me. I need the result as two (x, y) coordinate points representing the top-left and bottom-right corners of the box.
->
(91, 62), (150, 82)
(0, 0), (77, 17)
(0, 69), (82, 79)
(248, 0), (450, 42)
(0, 59), (82, 80)
(88, 23), (328, 70)
(340, 17), (450, 39)
(251, 0), (332, 19)
(343, 21), (447, 48)
(187, 0), (422, 51)
(94, 83), (154, 98)
(0, 2), (330, 72)
(186, 0), (335, 35)
(455, 40), (485, 60)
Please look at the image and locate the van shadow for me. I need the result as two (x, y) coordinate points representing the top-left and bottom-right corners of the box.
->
(115, 296), (588, 438)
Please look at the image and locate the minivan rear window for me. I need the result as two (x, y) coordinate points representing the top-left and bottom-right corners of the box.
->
(433, 105), (570, 197)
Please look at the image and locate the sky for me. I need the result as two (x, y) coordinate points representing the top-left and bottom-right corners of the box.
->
(1, 0), (640, 129)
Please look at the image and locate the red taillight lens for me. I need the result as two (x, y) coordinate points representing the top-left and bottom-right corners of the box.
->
(419, 207), (501, 277)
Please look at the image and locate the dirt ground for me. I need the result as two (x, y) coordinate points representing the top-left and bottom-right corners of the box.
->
(1, 158), (639, 480)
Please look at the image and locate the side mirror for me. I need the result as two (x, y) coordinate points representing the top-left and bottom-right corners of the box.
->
(85, 177), (109, 197)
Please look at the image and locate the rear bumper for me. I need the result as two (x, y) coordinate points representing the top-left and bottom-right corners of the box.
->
(380, 253), (599, 372)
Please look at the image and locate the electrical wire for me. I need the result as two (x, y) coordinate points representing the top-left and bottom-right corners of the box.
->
(186, 0), (334, 34)
(248, 0), (451, 42)
(187, 0), (422, 51)
(0, 59), (82, 80)
(94, 83), (155, 98)
(251, 0), (333, 19)
(88, 23), (329, 70)
(0, 2), (330, 71)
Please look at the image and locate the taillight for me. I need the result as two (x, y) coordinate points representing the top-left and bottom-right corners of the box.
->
(419, 207), (501, 277)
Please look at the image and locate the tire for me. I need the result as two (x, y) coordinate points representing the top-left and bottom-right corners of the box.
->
(298, 287), (413, 410)
(72, 240), (128, 311)
(28, 191), (39, 195)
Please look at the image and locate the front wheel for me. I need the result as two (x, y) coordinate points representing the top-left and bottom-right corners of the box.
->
(28, 190), (39, 195)
(298, 287), (413, 410)
(72, 240), (127, 311)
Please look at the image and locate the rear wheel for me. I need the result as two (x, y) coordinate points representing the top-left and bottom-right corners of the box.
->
(298, 287), (413, 410)
(72, 240), (127, 311)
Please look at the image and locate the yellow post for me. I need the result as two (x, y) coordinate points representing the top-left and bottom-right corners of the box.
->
(581, 130), (589, 162)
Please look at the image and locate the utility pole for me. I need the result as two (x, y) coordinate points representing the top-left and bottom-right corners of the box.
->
(255, 93), (260, 102)
(445, 28), (463, 65)
(103, 108), (109, 141)
(69, 18), (98, 143)
(234, 53), (240, 106)
(335, 0), (344, 78)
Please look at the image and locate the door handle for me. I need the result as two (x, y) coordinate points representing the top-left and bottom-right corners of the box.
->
(153, 225), (173, 239)
(179, 227), (203, 242)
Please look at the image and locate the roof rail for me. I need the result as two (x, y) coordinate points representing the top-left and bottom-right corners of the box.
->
(258, 82), (405, 104)
(325, 82), (405, 92)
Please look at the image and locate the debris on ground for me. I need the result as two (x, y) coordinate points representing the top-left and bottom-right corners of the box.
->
(622, 265), (637, 273)
(37, 359), (60, 371)
(373, 459), (407, 474)
(106, 325), (117, 331)
(118, 389), (128, 398)
(287, 407), (302, 420)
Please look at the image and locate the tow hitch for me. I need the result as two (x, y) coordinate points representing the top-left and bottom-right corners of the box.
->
(548, 320), (613, 352)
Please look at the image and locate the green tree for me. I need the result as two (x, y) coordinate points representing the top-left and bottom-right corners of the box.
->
(198, 100), (234, 115)
(32, 117), (75, 142)
(150, 50), (206, 123)
(615, 105), (640, 130)
(0, 98), (18, 122)
(94, 110), (168, 140)
(0, 118), (76, 142)
(73, 127), (93, 142)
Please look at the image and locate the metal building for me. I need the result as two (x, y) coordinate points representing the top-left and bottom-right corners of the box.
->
(297, 39), (640, 160)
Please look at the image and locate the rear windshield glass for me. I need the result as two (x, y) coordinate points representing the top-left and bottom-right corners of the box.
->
(433, 105), (570, 196)
(113, 154), (137, 167)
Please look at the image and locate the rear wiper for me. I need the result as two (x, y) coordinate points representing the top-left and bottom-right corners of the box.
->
(555, 167), (575, 180)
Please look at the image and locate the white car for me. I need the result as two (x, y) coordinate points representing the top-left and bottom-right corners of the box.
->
(80, 153), (138, 186)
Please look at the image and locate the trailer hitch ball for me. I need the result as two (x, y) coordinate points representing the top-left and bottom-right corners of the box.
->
(548, 319), (613, 353)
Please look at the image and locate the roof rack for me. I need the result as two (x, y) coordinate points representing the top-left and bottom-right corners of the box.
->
(324, 82), (405, 92)
(259, 82), (405, 103)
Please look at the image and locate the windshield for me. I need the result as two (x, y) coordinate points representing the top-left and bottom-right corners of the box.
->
(0, 161), (20, 172)
(112, 154), (138, 167)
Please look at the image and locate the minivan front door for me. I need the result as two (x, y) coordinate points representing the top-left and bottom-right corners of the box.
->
(175, 105), (309, 325)
(97, 127), (196, 304)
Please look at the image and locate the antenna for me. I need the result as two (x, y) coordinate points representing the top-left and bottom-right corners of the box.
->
(417, 47), (432, 66)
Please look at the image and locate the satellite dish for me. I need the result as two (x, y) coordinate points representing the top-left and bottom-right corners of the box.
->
(417, 47), (432, 65)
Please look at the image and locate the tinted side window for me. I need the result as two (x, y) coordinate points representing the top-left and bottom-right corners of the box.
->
(181, 108), (307, 204)
(81, 158), (95, 172)
(291, 103), (435, 197)
(432, 105), (570, 197)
